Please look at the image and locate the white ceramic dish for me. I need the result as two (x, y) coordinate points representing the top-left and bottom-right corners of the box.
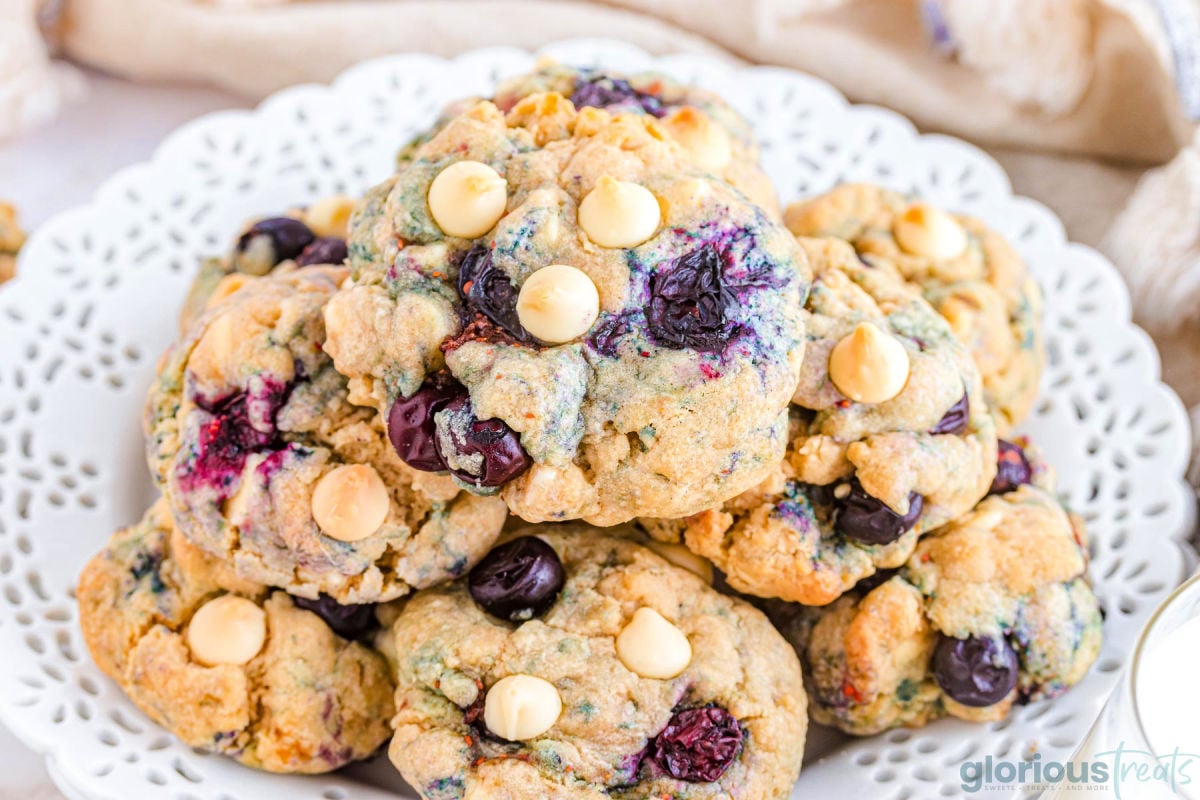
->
(0, 38), (1194, 800)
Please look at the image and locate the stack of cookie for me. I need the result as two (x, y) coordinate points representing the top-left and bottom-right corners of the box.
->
(76, 61), (1102, 798)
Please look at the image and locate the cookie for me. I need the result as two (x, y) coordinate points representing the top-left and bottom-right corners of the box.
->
(179, 197), (355, 332)
(387, 526), (807, 799)
(400, 62), (778, 218)
(330, 96), (809, 525)
(0, 201), (25, 285)
(643, 238), (997, 605)
(147, 266), (509, 602)
(771, 439), (1102, 735)
(785, 183), (1044, 433)
(76, 500), (395, 772)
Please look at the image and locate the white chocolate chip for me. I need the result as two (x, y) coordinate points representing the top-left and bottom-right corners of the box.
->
(304, 194), (356, 239)
(483, 674), (562, 741)
(662, 107), (733, 172)
(833, 483), (851, 500)
(516, 264), (600, 344)
(616, 607), (692, 680)
(186, 595), (267, 667)
(645, 540), (714, 584)
(577, 176), (660, 248)
(311, 464), (390, 543)
(893, 203), (968, 260)
(427, 160), (508, 239)
(828, 322), (911, 404)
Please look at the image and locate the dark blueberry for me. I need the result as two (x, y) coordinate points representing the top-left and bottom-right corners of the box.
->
(295, 237), (348, 267)
(929, 393), (970, 435)
(387, 372), (467, 472)
(236, 217), (315, 265)
(467, 536), (565, 621)
(647, 244), (738, 352)
(457, 245), (532, 344)
(651, 706), (744, 783)
(434, 396), (532, 488)
(933, 635), (1019, 707)
(990, 440), (1032, 496)
(852, 568), (900, 595)
(569, 74), (665, 117)
(833, 480), (923, 545)
(586, 312), (633, 357)
(292, 594), (378, 639)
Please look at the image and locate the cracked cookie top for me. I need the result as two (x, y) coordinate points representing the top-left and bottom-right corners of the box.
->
(146, 266), (508, 602)
(330, 96), (808, 525)
(387, 526), (807, 799)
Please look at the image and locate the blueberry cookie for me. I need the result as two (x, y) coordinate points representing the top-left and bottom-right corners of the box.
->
(785, 183), (1044, 433)
(328, 96), (809, 525)
(772, 439), (1102, 735)
(77, 500), (395, 772)
(147, 266), (508, 602)
(387, 527), (807, 799)
(643, 238), (997, 605)
(180, 196), (356, 332)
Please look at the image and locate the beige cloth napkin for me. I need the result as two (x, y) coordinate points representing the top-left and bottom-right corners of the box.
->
(47, 0), (1197, 162)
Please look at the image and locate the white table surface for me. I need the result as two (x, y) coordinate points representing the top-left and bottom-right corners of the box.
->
(0, 68), (1152, 799)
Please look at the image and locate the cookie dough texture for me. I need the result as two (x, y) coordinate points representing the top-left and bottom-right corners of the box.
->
(644, 238), (997, 605)
(786, 183), (1044, 433)
(332, 95), (809, 525)
(773, 459), (1102, 735)
(388, 528), (807, 799)
(492, 63), (780, 216)
(145, 267), (508, 602)
(77, 501), (395, 772)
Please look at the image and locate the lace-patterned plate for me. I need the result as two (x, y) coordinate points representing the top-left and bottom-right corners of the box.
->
(0, 39), (1194, 800)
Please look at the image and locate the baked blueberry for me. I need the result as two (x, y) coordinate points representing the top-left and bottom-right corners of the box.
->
(933, 634), (1020, 707)
(647, 244), (737, 352)
(930, 393), (970, 435)
(292, 594), (378, 639)
(834, 481), (923, 545)
(387, 371), (467, 472)
(570, 74), (665, 117)
(434, 396), (531, 488)
(467, 536), (564, 621)
(651, 706), (744, 782)
(236, 217), (315, 266)
(457, 245), (532, 344)
(990, 439), (1032, 495)
(295, 237), (348, 267)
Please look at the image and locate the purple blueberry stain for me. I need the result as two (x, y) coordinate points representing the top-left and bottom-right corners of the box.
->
(180, 378), (293, 499)
(456, 244), (533, 344)
(130, 551), (167, 594)
(295, 237), (348, 267)
(433, 395), (531, 488)
(236, 217), (315, 267)
(467, 536), (565, 621)
(387, 371), (468, 472)
(292, 594), (378, 639)
(930, 392), (970, 435)
(933, 634), (1019, 707)
(833, 480), (923, 545)
(650, 706), (744, 783)
(990, 440), (1032, 495)
(569, 73), (665, 117)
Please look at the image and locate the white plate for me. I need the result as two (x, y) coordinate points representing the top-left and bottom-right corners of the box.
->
(0, 38), (1194, 800)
